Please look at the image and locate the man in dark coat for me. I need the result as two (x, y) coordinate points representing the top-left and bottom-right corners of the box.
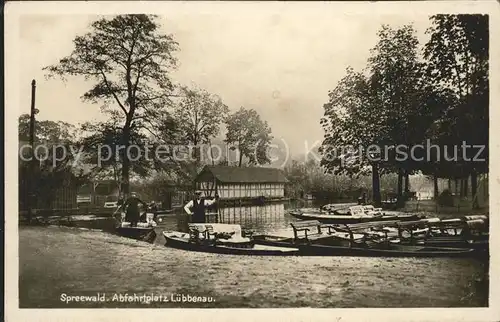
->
(124, 192), (147, 227)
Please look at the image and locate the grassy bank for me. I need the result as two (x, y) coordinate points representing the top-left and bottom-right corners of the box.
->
(19, 226), (488, 308)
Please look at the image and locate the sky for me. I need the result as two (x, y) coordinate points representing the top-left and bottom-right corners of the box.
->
(18, 12), (433, 160)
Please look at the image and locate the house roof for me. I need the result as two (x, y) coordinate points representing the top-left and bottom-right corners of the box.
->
(196, 165), (289, 184)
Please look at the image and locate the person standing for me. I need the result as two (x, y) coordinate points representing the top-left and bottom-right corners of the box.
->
(183, 190), (218, 223)
(124, 192), (147, 227)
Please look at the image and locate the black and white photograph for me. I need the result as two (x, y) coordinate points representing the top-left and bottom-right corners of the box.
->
(4, 1), (499, 321)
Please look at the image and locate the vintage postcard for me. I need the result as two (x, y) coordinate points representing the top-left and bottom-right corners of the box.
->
(4, 1), (500, 321)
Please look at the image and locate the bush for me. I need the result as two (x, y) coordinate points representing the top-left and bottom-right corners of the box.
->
(438, 189), (454, 207)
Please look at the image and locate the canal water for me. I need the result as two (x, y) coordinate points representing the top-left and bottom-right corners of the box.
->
(67, 199), (320, 244)
(154, 200), (317, 245)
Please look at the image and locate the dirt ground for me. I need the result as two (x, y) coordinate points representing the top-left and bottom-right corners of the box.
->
(18, 226), (488, 308)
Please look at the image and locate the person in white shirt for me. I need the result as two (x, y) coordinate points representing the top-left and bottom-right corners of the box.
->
(184, 190), (218, 223)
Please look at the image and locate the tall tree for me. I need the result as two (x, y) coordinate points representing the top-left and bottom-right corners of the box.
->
(367, 24), (437, 205)
(44, 14), (179, 195)
(225, 107), (273, 167)
(320, 24), (448, 207)
(320, 67), (385, 205)
(424, 14), (489, 208)
(169, 86), (229, 165)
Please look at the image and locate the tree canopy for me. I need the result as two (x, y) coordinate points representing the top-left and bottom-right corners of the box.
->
(44, 14), (179, 194)
(225, 107), (273, 167)
(320, 15), (488, 207)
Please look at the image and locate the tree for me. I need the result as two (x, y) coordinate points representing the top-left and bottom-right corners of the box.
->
(423, 14), (488, 208)
(44, 14), (179, 195)
(284, 160), (309, 198)
(320, 24), (455, 207)
(320, 67), (385, 204)
(79, 119), (156, 186)
(18, 114), (76, 143)
(225, 107), (273, 167)
(18, 115), (88, 212)
(168, 86), (229, 164)
(366, 24), (434, 205)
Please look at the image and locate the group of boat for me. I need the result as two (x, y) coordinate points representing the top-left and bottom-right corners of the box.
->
(112, 204), (489, 259)
(287, 203), (423, 224)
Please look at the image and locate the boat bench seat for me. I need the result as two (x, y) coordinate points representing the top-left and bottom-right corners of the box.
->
(346, 220), (400, 231)
(338, 221), (402, 243)
(290, 220), (335, 243)
(188, 224), (218, 242)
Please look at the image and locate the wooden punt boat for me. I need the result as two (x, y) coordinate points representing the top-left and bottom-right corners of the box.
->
(252, 234), (475, 258)
(382, 217), (489, 251)
(251, 219), (477, 258)
(113, 211), (158, 243)
(163, 231), (300, 256)
(288, 206), (421, 224)
(299, 243), (475, 258)
(328, 217), (489, 252)
(116, 226), (157, 243)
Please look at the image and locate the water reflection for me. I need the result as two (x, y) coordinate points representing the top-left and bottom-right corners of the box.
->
(67, 200), (321, 244)
(157, 202), (302, 235)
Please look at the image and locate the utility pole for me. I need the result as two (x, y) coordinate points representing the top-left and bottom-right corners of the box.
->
(27, 79), (37, 223)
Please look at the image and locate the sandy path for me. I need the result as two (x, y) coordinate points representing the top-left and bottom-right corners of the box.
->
(18, 226), (488, 308)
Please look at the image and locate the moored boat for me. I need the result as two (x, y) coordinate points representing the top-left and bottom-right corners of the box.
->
(392, 216), (489, 252)
(296, 243), (475, 258)
(113, 208), (159, 243)
(116, 226), (157, 243)
(252, 234), (476, 258)
(288, 205), (421, 224)
(163, 223), (300, 256)
(253, 216), (485, 258)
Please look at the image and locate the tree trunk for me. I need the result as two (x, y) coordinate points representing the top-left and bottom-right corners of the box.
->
(433, 175), (439, 200)
(209, 139), (215, 165)
(404, 171), (410, 200)
(372, 164), (381, 206)
(404, 171), (410, 193)
(397, 168), (404, 205)
(238, 149), (243, 167)
(471, 172), (478, 209)
(121, 121), (131, 196)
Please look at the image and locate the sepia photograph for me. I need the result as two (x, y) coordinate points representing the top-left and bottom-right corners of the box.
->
(4, 1), (499, 321)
